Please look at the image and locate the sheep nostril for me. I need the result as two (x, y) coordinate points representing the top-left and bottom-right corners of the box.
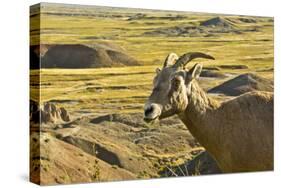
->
(144, 106), (154, 116)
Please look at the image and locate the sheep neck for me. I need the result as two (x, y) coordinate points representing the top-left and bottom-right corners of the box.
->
(178, 80), (221, 154)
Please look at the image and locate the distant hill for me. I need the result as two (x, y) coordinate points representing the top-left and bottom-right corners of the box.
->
(30, 42), (139, 69)
(144, 16), (245, 37)
(200, 16), (235, 28)
(208, 73), (273, 96)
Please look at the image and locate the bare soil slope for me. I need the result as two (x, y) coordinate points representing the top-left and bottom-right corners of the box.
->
(31, 102), (215, 184)
(30, 132), (136, 185)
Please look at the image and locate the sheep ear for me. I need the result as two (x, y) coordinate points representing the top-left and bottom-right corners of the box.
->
(190, 63), (203, 79)
(156, 68), (161, 74)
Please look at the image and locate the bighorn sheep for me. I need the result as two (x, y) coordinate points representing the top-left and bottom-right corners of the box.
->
(144, 52), (273, 172)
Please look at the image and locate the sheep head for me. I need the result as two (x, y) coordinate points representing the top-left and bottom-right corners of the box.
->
(143, 52), (214, 123)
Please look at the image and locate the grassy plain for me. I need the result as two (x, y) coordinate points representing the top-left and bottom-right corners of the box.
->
(30, 4), (273, 116)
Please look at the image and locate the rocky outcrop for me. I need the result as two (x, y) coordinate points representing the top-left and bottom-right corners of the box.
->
(30, 100), (70, 124)
(41, 103), (70, 124)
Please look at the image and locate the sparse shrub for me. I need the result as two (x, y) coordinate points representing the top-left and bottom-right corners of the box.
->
(137, 170), (149, 178)
(91, 159), (100, 181)
(111, 165), (118, 169)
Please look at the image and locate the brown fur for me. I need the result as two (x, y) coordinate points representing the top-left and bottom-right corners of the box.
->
(179, 81), (273, 172)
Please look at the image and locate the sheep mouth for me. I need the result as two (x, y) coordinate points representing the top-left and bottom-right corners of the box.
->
(143, 116), (159, 124)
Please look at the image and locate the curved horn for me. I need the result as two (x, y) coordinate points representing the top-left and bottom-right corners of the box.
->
(173, 52), (215, 68)
(163, 53), (179, 68)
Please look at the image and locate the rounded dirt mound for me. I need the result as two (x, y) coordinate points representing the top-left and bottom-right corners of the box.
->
(200, 17), (234, 28)
(208, 73), (273, 96)
(31, 43), (139, 69)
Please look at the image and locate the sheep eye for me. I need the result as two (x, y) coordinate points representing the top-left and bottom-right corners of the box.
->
(171, 76), (182, 90)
